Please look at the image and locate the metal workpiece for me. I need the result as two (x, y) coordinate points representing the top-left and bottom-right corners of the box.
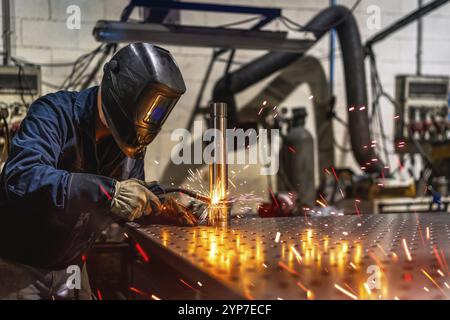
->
(128, 213), (450, 300)
(208, 102), (230, 227)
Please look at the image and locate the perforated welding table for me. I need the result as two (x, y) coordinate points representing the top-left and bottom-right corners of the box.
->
(126, 213), (450, 300)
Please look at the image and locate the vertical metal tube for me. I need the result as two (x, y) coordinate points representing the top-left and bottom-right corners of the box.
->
(416, 0), (423, 75)
(2, 0), (12, 66)
(208, 102), (230, 227)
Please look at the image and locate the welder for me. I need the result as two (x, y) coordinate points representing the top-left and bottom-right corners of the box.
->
(0, 42), (197, 299)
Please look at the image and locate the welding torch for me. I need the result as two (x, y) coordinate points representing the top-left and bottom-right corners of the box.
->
(144, 181), (211, 204)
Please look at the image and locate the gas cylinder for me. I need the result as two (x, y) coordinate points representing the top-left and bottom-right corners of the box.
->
(278, 107), (315, 208)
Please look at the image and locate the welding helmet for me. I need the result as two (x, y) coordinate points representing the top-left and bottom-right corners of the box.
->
(101, 42), (186, 158)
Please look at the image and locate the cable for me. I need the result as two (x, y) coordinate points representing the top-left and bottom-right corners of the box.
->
(216, 16), (262, 29)
(279, 0), (362, 33)
(366, 46), (441, 177)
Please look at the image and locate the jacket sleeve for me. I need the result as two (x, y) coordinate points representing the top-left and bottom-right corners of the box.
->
(129, 158), (145, 180)
(2, 97), (116, 224)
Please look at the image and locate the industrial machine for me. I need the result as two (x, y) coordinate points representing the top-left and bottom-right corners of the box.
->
(395, 74), (449, 153)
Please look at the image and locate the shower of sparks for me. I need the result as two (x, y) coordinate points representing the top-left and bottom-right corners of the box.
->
(334, 284), (358, 300)
(402, 239), (412, 261)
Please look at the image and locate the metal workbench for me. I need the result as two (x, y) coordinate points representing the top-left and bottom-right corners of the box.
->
(126, 213), (450, 300)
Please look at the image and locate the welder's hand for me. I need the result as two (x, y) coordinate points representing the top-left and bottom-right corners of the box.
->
(157, 197), (198, 226)
(110, 179), (161, 221)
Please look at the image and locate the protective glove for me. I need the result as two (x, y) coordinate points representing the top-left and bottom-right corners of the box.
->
(110, 179), (161, 221)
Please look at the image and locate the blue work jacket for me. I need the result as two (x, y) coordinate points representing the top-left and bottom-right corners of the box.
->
(0, 86), (144, 269)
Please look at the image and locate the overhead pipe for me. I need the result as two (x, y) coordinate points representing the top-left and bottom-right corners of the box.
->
(213, 5), (384, 173)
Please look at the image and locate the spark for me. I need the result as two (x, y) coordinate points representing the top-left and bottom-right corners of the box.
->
(308, 95), (314, 100)
(151, 294), (161, 300)
(334, 284), (358, 300)
(363, 283), (372, 295)
(433, 245), (446, 273)
(349, 106), (355, 112)
(197, 281), (203, 287)
(228, 178), (236, 189)
(376, 244), (388, 257)
(296, 281), (314, 299)
(99, 184), (112, 200)
(275, 232), (281, 243)
(290, 245), (303, 264)
(268, 188), (279, 208)
(438, 269), (445, 277)
(369, 251), (384, 269)
(445, 282), (450, 289)
(319, 193), (328, 206)
(316, 199), (327, 208)
(262, 263), (268, 268)
(154, 160), (159, 164)
(342, 231), (348, 236)
(135, 243), (149, 262)
(359, 106), (366, 111)
(426, 227), (430, 240)
(97, 289), (103, 300)
(349, 262), (357, 270)
(179, 278), (199, 292)
(278, 261), (300, 277)
(402, 238), (412, 261)
(288, 146), (296, 153)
